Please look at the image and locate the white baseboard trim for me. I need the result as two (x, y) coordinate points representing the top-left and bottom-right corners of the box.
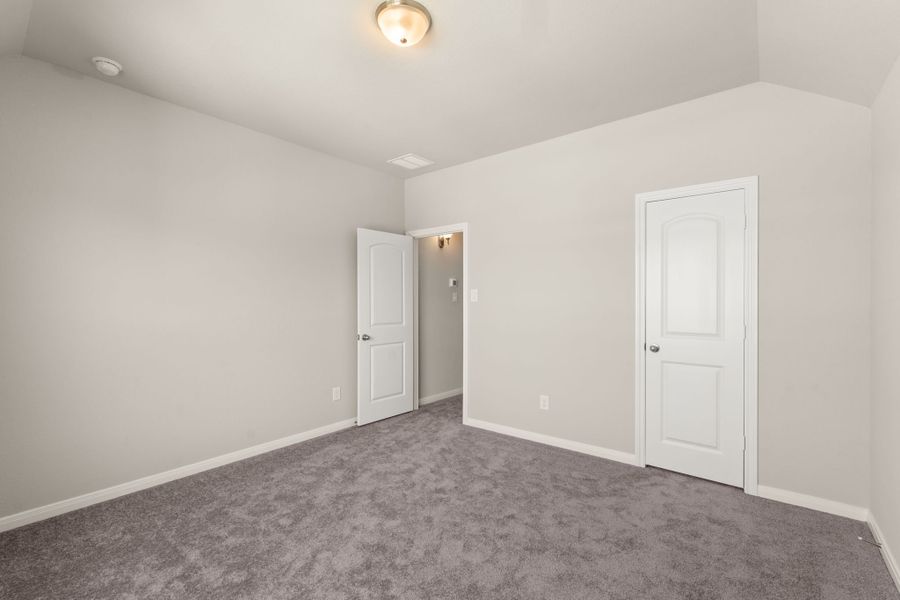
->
(0, 417), (357, 534)
(419, 388), (463, 406)
(869, 513), (900, 593)
(756, 485), (869, 521)
(463, 417), (639, 466)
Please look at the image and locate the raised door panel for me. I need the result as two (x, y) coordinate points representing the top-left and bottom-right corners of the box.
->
(370, 342), (406, 402)
(663, 216), (721, 338)
(370, 244), (405, 327)
(660, 361), (721, 451)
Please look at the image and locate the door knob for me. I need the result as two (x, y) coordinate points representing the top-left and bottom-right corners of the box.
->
(360, 334), (371, 341)
(649, 345), (660, 353)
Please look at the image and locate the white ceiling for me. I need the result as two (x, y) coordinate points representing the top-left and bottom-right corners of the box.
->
(758, 0), (900, 107)
(6, 1), (900, 176)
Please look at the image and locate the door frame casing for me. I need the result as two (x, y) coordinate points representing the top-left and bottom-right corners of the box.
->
(634, 177), (759, 495)
(407, 223), (470, 422)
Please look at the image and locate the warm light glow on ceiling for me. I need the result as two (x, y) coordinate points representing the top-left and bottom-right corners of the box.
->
(376, 0), (431, 47)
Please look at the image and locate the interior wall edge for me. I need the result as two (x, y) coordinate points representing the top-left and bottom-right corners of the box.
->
(869, 513), (900, 593)
(869, 49), (900, 596)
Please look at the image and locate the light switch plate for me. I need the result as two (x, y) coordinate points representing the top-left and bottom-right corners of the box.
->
(331, 387), (341, 402)
(449, 278), (457, 288)
(539, 395), (550, 410)
(470, 289), (478, 302)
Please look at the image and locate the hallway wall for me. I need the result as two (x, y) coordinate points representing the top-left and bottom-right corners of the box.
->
(418, 234), (464, 401)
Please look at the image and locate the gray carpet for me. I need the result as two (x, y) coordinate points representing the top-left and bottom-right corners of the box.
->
(1, 397), (897, 600)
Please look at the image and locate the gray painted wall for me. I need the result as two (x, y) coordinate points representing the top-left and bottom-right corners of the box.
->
(871, 55), (900, 572)
(0, 55), (887, 534)
(406, 82), (873, 509)
(0, 0), (31, 57)
(0, 56), (404, 518)
(418, 234), (464, 400)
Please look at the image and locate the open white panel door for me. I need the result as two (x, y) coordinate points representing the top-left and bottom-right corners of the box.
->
(357, 229), (414, 426)
(645, 190), (745, 487)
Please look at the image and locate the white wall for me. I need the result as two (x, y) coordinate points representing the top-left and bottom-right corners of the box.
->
(0, 56), (404, 518)
(406, 82), (873, 508)
(418, 234), (464, 400)
(0, 0), (31, 57)
(0, 53), (884, 527)
(871, 55), (900, 574)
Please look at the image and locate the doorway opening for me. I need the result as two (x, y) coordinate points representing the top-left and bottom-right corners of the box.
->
(409, 224), (469, 421)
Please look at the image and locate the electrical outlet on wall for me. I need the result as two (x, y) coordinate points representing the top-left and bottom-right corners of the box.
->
(539, 395), (550, 410)
(331, 387), (341, 402)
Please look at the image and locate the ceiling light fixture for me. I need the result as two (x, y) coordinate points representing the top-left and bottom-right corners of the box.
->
(375, 0), (431, 47)
(92, 57), (123, 77)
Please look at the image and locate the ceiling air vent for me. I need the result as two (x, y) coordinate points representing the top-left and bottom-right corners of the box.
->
(387, 153), (434, 170)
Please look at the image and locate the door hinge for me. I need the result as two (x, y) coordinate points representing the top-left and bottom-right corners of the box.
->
(742, 436), (746, 451)
(744, 213), (748, 230)
(743, 324), (747, 340)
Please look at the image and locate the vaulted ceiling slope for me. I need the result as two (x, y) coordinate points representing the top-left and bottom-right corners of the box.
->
(758, 0), (900, 107)
(7, 1), (900, 176)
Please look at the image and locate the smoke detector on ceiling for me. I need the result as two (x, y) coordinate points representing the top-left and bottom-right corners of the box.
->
(387, 153), (434, 170)
(92, 57), (123, 77)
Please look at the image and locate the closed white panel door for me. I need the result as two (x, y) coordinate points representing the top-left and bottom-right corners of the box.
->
(357, 229), (414, 426)
(645, 190), (745, 487)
